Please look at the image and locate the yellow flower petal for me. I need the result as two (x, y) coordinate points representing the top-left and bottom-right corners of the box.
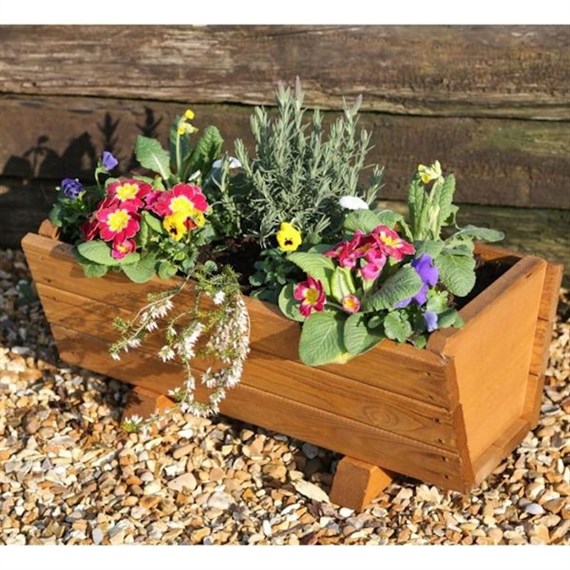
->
(276, 222), (302, 252)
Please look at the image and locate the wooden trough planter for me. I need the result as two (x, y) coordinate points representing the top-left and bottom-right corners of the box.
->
(22, 220), (562, 509)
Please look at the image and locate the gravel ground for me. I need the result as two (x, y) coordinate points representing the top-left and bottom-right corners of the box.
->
(1, 247), (568, 545)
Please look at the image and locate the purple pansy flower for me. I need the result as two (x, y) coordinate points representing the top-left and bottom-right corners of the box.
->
(100, 151), (118, 172)
(395, 254), (439, 308)
(424, 310), (438, 332)
(61, 178), (84, 199)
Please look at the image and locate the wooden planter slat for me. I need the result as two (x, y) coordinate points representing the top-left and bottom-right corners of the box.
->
(36, 282), (459, 450)
(23, 233), (452, 407)
(21, 222), (563, 507)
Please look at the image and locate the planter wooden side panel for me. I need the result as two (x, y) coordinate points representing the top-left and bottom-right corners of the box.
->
(34, 281), (460, 451)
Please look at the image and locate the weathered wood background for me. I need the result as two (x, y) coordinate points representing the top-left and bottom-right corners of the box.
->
(1, 25), (568, 267)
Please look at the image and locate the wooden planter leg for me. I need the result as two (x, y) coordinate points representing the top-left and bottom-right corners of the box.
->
(122, 386), (175, 422)
(329, 457), (394, 511)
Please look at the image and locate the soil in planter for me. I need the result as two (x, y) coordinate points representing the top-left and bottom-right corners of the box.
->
(454, 255), (518, 310)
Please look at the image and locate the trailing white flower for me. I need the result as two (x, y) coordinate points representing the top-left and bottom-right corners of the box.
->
(339, 195), (370, 210)
(158, 345), (176, 362)
(212, 156), (242, 170)
(212, 291), (225, 305)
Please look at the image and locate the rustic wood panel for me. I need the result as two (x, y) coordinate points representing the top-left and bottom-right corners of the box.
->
(34, 282), (460, 449)
(433, 257), (547, 462)
(1, 95), (569, 211)
(1, 26), (568, 120)
(22, 231), (454, 407)
(49, 323), (467, 491)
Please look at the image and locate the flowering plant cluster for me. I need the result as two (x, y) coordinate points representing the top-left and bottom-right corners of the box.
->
(48, 83), (504, 420)
(276, 161), (504, 365)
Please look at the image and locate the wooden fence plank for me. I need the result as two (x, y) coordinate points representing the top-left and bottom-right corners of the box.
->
(2, 94), (569, 209)
(2, 26), (568, 120)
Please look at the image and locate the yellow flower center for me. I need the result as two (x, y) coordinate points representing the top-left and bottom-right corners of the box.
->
(170, 196), (198, 217)
(304, 288), (319, 304)
(107, 210), (130, 232)
(379, 234), (399, 248)
(115, 183), (139, 201)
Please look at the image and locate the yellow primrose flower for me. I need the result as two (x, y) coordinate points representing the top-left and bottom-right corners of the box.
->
(417, 160), (443, 185)
(163, 212), (188, 241)
(177, 122), (199, 136)
(184, 109), (195, 120)
(276, 222), (302, 252)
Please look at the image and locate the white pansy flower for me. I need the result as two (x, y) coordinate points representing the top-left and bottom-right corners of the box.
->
(339, 195), (369, 210)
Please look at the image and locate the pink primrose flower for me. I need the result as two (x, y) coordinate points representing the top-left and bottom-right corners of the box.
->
(106, 179), (153, 211)
(372, 225), (415, 261)
(341, 294), (361, 314)
(96, 204), (140, 243)
(150, 184), (208, 218)
(293, 276), (326, 318)
(111, 238), (136, 260)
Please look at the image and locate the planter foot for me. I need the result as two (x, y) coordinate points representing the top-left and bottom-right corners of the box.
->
(329, 456), (394, 510)
(122, 386), (175, 422)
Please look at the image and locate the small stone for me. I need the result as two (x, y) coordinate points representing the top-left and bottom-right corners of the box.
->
(262, 463), (287, 480)
(525, 503), (546, 516)
(207, 492), (233, 510)
(262, 520), (272, 537)
(531, 524), (550, 544)
(92, 527), (104, 545)
(292, 480), (329, 503)
(543, 498), (564, 514)
(143, 481), (161, 495)
(109, 530), (125, 545)
(22, 414), (39, 435)
(192, 528), (211, 543)
(167, 473), (197, 493)
(172, 444), (194, 460)
(338, 507), (354, 518)
(139, 496), (161, 509)
(302, 443), (319, 459)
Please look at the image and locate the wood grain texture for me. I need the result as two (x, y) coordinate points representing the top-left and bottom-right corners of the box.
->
(524, 261), (564, 427)
(329, 457), (394, 510)
(34, 281), (459, 449)
(432, 256), (547, 463)
(49, 323), (466, 491)
(2, 94), (569, 210)
(2, 26), (568, 119)
(22, 231), (453, 408)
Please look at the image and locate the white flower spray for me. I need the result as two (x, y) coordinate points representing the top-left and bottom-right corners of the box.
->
(112, 265), (250, 433)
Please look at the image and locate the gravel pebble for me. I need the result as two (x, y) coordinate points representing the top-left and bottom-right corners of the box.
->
(1, 248), (568, 545)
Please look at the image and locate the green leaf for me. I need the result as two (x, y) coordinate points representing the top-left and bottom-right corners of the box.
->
(407, 177), (429, 240)
(363, 266), (423, 312)
(121, 254), (157, 283)
(287, 252), (334, 295)
(182, 126), (223, 182)
(142, 210), (164, 234)
(343, 313), (385, 355)
(414, 240), (444, 258)
(330, 267), (356, 302)
(299, 311), (348, 366)
(435, 253), (476, 297)
(48, 202), (63, 227)
(437, 308), (465, 329)
(426, 290), (449, 313)
(384, 311), (413, 343)
(135, 136), (172, 180)
(77, 259), (109, 278)
(449, 225), (505, 243)
(77, 241), (118, 266)
(412, 335), (427, 349)
(343, 210), (382, 234)
(157, 261), (177, 280)
(435, 174), (456, 228)
(278, 283), (305, 322)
